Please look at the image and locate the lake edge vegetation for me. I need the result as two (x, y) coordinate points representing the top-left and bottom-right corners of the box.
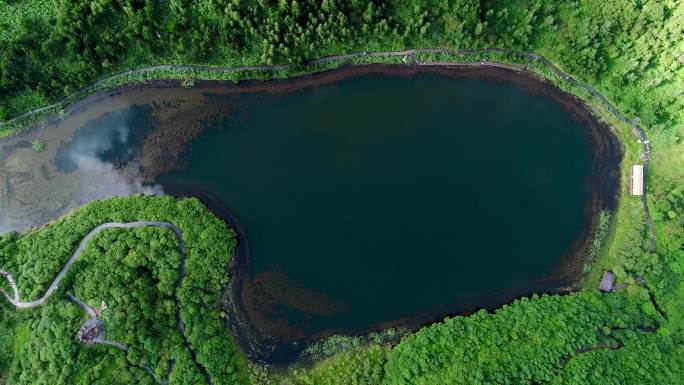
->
(1, 0), (683, 384)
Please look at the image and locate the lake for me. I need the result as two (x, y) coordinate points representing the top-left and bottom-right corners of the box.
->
(0, 65), (620, 364)
(156, 68), (620, 362)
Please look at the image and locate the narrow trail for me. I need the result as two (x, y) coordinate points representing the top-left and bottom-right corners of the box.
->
(0, 47), (656, 253)
(0, 221), (213, 385)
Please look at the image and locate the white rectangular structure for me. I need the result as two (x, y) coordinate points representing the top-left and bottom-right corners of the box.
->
(631, 165), (644, 196)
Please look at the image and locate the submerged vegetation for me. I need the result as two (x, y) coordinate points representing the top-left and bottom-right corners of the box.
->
(584, 210), (612, 273)
(0, 0), (682, 384)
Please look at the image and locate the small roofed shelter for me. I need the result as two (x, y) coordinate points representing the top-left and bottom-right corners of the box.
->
(598, 271), (616, 293)
(631, 165), (644, 196)
(78, 319), (104, 344)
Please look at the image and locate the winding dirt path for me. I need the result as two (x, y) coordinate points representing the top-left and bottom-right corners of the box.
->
(0, 221), (213, 385)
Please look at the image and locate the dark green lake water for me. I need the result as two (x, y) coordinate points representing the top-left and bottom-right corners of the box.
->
(158, 72), (602, 361)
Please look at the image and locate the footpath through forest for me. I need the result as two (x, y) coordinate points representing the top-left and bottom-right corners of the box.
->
(0, 221), (213, 385)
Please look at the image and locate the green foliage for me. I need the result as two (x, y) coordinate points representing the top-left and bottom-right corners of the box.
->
(301, 328), (398, 362)
(289, 345), (388, 385)
(0, 306), (15, 379)
(180, 79), (195, 88)
(70, 227), (183, 381)
(550, 331), (684, 384)
(30, 140), (45, 152)
(384, 291), (660, 385)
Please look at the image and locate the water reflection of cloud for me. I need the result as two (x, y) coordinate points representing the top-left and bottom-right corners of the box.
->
(0, 108), (163, 233)
(55, 107), (163, 201)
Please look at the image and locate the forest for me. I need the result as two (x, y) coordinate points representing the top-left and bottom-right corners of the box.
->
(0, 0), (683, 384)
(0, 196), (248, 385)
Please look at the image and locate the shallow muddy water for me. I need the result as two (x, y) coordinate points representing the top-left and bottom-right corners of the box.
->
(0, 65), (621, 364)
